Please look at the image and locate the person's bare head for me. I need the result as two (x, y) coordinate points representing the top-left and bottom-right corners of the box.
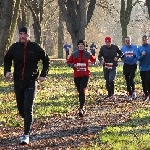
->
(125, 36), (132, 46)
(142, 35), (148, 45)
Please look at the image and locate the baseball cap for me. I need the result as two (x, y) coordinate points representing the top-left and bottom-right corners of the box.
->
(19, 26), (27, 33)
(105, 36), (112, 43)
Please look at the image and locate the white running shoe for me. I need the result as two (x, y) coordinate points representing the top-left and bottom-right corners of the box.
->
(20, 134), (29, 145)
(128, 95), (132, 101)
(132, 92), (137, 99)
(144, 95), (149, 101)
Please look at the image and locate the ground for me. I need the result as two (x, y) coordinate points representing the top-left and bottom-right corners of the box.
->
(0, 94), (148, 150)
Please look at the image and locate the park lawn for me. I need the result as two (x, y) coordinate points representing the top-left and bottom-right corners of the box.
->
(81, 106), (150, 150)
(1, 63), (150, 149)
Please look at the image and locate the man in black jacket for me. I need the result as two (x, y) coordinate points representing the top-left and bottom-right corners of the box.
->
(4, 26), (50, 145)
(98, 36), (122, 100)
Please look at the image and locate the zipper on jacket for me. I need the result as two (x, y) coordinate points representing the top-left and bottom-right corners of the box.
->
(21, 45), (27, 80)
(81, 51), (83, 63)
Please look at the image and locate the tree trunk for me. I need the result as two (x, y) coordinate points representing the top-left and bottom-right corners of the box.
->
(7, 0), (21, 49)
(58, 6), (64, 58)
(25, 0), (44, 44)
(146, 0), (150, 17)
(121, 24), (127, 45)
(0, 0), (14, 64)
(58, 0), (96, 50)
(120, 0), (133, 46)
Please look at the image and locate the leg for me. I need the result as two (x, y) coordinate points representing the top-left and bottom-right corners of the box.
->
(74, 77), (81, 106)
(66, 51), (69, 60)
(79, 76), (89, 109)
(24, 80), (37, 135)
(109, 67), (116, 96)
(140, 71), (148, 96)
(146, 70), (150, 94)
(129, 69), (136, 93)
(74, 77), (81, 94)
(104, 68), (111, 97)
(125, 73), (132, 95)
(14, 80), (25, 118)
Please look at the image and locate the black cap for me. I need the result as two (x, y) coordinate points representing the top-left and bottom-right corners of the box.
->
(19, 26), (27, 33)
(77, 39), (85, 46)
(142, 35), (148, 39)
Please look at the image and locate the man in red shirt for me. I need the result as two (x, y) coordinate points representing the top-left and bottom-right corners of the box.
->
(67, 40), (96, 117)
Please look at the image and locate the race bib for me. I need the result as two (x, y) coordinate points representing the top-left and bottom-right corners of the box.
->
(125, 51), (134, 57)
(77, 63), (86, 71)
(105, 63), (113, 69)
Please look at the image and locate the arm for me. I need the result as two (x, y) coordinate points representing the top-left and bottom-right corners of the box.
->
(90, 54), (96, 63)
(120, 47), (124, 61)
(117, 46), (123, 60)
(4, 43), (16, 79)
(67, 54), (74, 68)
(98, 47), (103, 62)
(133, 46), (138, 58)
(37, 44), (50, 80)
(137, 47), (143, 61)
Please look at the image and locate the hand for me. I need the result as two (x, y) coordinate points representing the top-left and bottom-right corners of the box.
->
(101, 60), (105, 65)
(5, 72), (12, 80)
(142, 51), (146, 56)
(114, 57), (118, 61)
(74, 64), (78, 68)
(39, 77), (46, 82)
(88, 62), (92, 66)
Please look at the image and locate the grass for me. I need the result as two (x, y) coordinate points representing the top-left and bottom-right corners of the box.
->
(88, 107), (150, 150)
(1, 63), (150, 149)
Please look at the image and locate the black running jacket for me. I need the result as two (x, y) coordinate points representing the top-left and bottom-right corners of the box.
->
(4, 41), (50, 80)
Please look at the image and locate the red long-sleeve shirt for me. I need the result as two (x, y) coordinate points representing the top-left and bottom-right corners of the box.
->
(67, 50), (96, 77)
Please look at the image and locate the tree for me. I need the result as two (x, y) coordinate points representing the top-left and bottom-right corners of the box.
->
(25, 0), (44, 44)
(120, 0), (133, 45)
(146, 0), (150, 17)
(58, 0), (96, 49)
(58, 5), (64, 58)
(97, 0), (141, 45)
(0, 0), (14, 64)
(7, 0), (21, 50)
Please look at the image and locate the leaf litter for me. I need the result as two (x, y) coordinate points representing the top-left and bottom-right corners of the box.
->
(0, 93), (149, 149)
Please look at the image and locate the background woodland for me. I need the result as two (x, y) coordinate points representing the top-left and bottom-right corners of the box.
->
(0, 0), (150, 62)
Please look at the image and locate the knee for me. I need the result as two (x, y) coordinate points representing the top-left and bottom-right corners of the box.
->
(24, 106), (33, 115)
(80, 88), (86, 94)
(18, 111), (25, 118)
(109, 79), (114, 83)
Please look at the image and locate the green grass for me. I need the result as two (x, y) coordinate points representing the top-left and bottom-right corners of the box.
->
(1, 63), (150, 149)
(87, 107), (150, 150)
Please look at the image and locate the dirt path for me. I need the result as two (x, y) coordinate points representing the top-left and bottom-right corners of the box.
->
(0, 96), (149, 150)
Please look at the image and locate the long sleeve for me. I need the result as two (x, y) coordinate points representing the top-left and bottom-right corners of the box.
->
(117, 47), (123, 59)
(98, 47), (103, 62)
(37, 44), (50, 77)
(90, 54), (96, 63)
(137, 47), (143, 61)
(67, 54), (74, 68)
(4, 43), (16, 76)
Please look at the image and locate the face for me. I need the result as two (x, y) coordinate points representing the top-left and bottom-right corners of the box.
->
(105, 41), (111, 47)
(78, 43), (85, 50)
(142, 37), (148, 45)
(19, 32), (28, 43)
(125, 37), (131, 46)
